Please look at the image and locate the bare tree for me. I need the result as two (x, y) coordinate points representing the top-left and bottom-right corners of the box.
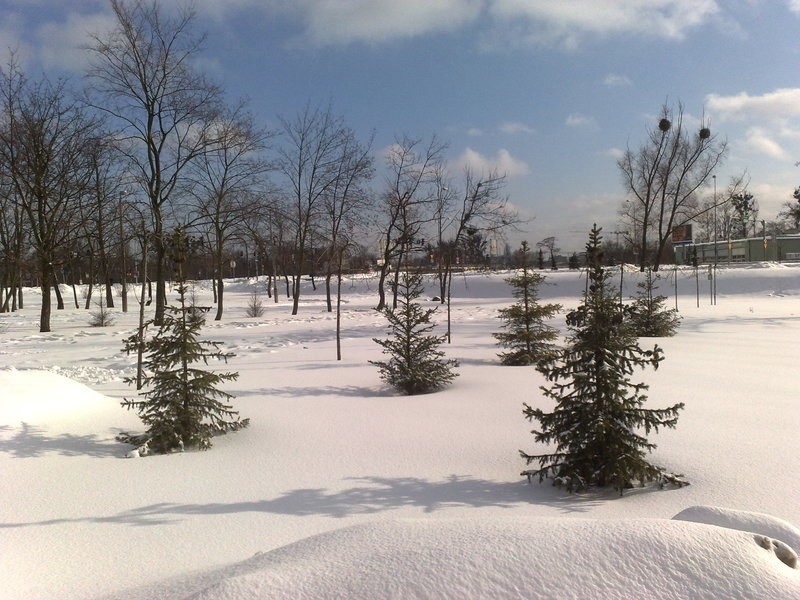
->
(188, 101), (271, 320)
(618, 102), (727, 271)
(76, 136), (129, 312)
(730, 192), (759, 238)
(0, 66), (95, 332)
(86, 0), (223, 324)
(0, 56), (28, 314)
(686, 172), (748, 243)
(434, 167), (515, 341)
(275, 104), (352, 315)
(779, 187), (800, 231)
(536, 236), (559, 271)
(321, 128), (374, 312)
(376, 134), (446, 310)
(0, 147), (26, 312)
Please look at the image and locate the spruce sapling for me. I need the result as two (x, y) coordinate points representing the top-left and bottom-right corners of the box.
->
(121, 227), (248, 452)
(494, 241), (561, 366)
(521, 224), (686, 494)
(371, 271), (458, 395)
(628, 268), (680, 337)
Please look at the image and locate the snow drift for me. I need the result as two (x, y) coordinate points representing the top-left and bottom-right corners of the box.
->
(120, 516), (800, 600)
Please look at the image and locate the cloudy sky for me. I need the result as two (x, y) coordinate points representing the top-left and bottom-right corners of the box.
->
(3, 0), (800, 251)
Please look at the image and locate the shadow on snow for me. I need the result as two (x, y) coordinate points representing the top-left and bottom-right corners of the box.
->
(0, 474), (617, 528)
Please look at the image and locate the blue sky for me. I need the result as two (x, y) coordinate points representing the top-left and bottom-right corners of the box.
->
(4, 0), (800, 251)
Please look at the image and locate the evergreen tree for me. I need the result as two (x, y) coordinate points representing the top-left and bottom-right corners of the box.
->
(88, 296), (115, 327)
(568, 252), (580, 270)
(494, 241), (561, 366)
(521, 225), (686, 494)
(628, 268), (680, 337)
(121, 228), (248, 452)
(371, 271), (458, 395)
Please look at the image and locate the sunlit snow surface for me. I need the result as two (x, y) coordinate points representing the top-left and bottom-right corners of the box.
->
(2, 264), (800, 599)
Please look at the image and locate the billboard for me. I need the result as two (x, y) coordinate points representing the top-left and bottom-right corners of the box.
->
(671, 224), (693, 245)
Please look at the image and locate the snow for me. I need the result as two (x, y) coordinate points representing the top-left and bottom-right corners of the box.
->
(2, 264), (800, 599)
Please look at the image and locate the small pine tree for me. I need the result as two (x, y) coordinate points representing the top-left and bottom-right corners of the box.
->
(521, 224), (686, 494)
(89, 296), (115, 327)
(245, 287), (265, 318)
(121, 228), (248, 453)
(371, 271), (458, 395)
(568, 252), (580, 270)
(628, 269), (680, 337)
(494, 241), (562, 366)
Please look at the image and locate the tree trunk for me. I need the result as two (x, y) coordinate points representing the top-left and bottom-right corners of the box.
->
(154, 231), (167, 324)
(214, 242), (224, 321)
(135, 236), (149, 390)
(325, 272), (333, 312)
(215, 275), (224, 321)
(376, 262), (389, 310)
(95, 227), (114, 308)
(39, 258), (52, 333)
(336, 252), (343, 360)
(392, 254), (402, 309)
(53, 265), (64, 310)
(291, 272), (301, 315)
(104, 273), (115, 309)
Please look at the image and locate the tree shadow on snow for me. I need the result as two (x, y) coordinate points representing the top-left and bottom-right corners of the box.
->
(0, 422), (124, 458)
(0, 474), (606, 530)
(234, 385), (392, 398)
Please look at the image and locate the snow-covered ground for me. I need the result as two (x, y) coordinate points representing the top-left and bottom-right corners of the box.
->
(2, 264), (800, 599)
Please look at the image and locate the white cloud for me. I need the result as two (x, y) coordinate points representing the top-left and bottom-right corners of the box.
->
(605, 147), (625, 159)
(280, 0), (484, 46)
(603, 73), (632, 87)
(499, 121), (536, 135)
(705, 89), (800, 164)
(565, 113), (593, 127)
(487, 0), (719, 48)
(706, 88), (800, 122)
(743, 127), (788, 160)
(778, 124), (800, 140)
(788, 0), (800, 15)
(37, 11), (116, 71)
(466, 127), (484, 137)
(224, 0), (718, 49)
(0, 11), (33, 67)
(456, 147), (530, 177)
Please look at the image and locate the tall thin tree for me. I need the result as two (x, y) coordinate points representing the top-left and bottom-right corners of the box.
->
(189, 101), (271, 320)
(86, 0), (223, 324)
